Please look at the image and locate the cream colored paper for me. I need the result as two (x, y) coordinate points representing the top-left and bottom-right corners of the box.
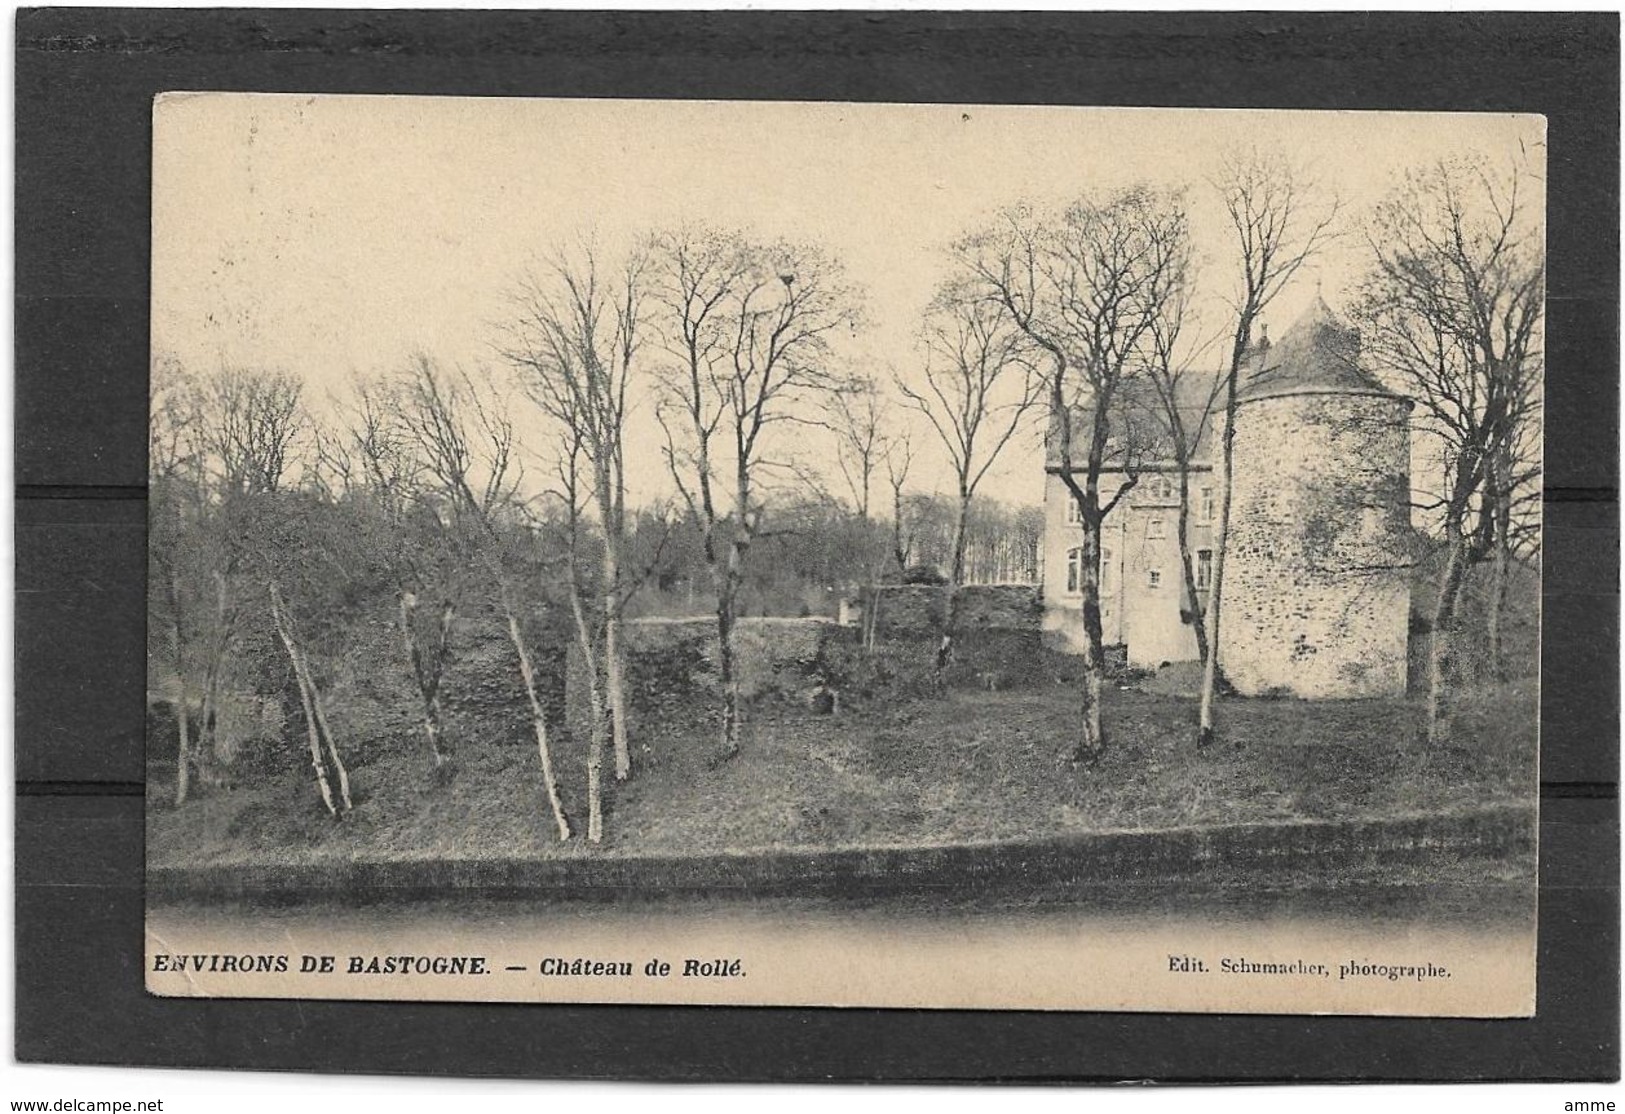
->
(148, 96), (1542, 1017)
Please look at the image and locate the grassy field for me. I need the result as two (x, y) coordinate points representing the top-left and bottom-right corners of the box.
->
(146, 674), (1539, 869)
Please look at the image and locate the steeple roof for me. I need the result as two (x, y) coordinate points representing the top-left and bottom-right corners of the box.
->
(1237, 296), (1397, 403)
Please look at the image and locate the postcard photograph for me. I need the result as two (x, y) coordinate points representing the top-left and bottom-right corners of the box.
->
(144, 96), (1543, 1016)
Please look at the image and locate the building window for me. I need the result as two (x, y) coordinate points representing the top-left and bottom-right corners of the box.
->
(1196, 548), (1213, 590)
(1147, 517), (1166, 540)
(1189, 487), (1215, 526)
(1065, 498), (1081, 525)
(1152, 475), (1173, 500)
(1067, 546), (1111, 597)
(1147, 568), (1162, 589)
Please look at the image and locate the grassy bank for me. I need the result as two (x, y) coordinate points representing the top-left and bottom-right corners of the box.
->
(146, 674), (1538, 869)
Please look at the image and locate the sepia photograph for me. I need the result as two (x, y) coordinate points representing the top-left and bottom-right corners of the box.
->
(143, 96), (1544, 1016)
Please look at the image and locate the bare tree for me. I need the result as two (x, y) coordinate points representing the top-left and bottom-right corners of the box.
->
(174, 365), (310, 801)
(884, 432), (916, 576)
(499, 240), (648, 787)
(539, 422), (616, 841)
(822, 375), (905, 653)
(902, 290), (1042, 671)
(1484, 388), (1543, 678)
(149, 356), (203, 805)
(1197, 150), (1338, 749)
(1356, 157), (1543, 741)
(201, 366), (306, 497)
(329, 375), (464, 773)
(267, 575), (351, 817)
(824, 374), (891, 526)
(391, 353), (573, 839)
(190, 367), (357, 818)
(956, 187), (1189, 762)
(652, 226), (863, 761)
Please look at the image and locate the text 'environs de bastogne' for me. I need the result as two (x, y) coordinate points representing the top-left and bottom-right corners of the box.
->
(150, 953), (746, 978)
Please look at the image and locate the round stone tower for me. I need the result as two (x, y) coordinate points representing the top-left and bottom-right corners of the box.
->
(1219, 298), (1413, 699)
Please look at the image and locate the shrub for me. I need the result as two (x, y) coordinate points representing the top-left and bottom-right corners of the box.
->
(901, 563), (948, 586)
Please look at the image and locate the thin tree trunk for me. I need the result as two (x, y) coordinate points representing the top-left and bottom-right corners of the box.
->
(506, 607), (572, 841)
(171, 649), (192, 808)
(197, 677), (216, 786)
(268, 582), (338, 818)
(398, 593), (451, 769)
(713, 517), (758, 764)
(891, 484), (909, 575)
(1074, 517), (1107, 762)
(1486, 537), (1510, 683)
(1079, 642), (1105, 764)
(195, 569), (233, 786)
(1427, 535), (1472, 745)
(199, 664), (221, 781)
(936, 491), (972, 673)
(595, 467), (632, 782)
(862, 584), (881, 653)
(1052, 380), (1114, 762)
(714, 548), (743, 761)
(275, 583), (352, 812)
(165, 564), (192, 807)
(1486, 477), (1513, 683)
(1173, 468), (1211, 665)
(586, 710), (606, 844)
(605, 613), (630, 781)
(565, 584), (607, 843)
(309, 683), (353, 812)
(289, 666), (337, 817)
(1198, 338), (1246, 749)
(431, 600), (454, 750)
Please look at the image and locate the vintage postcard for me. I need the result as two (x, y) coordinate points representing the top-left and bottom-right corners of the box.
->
(146, 96), (1543, 1016)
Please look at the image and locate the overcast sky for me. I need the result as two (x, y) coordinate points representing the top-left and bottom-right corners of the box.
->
(153, 96), (1544, 509)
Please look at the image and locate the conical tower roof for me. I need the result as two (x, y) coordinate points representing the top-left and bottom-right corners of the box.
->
(1237, 296), (1397, 403)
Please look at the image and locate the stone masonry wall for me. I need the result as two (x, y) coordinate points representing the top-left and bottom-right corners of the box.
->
(565, 617), (841, 743)
(566, 588), (1046, 741)
(1222, 392), (1412, 698)
(868, 583), (1040, 636)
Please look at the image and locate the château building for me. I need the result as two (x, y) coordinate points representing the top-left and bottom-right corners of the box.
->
(1040, 298), (1414, 698)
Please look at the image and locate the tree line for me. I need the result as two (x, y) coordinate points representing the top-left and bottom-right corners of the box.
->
(150, 150), (1543, 838)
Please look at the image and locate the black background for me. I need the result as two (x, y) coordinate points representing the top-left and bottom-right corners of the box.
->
(14, 9), (1620, 1082)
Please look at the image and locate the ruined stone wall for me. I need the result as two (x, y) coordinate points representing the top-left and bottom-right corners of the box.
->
(566, 617), (842, 742)
(565, 590), (1047, 739)
(1222, 391), (1412, 698)
(866, 585), (946, 636)
(863, 583), (1044, 690)
(868, 583), (1040, 635)
(154, 606), (568, 779)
